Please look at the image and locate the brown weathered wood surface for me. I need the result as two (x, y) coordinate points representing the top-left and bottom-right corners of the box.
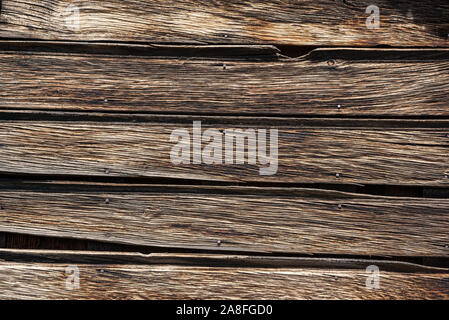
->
(0, 187), (448, 256)
(0, 252), (448, 299)
(1, 49), (449, 116)
(0, 0), (448, 46)
(1, 0), (448, 301)
(0, 119), (447, 185)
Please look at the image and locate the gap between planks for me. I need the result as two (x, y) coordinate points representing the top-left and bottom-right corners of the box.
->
(0, 249), (448, 273)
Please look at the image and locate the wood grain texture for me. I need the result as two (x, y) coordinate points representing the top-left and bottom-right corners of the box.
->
(0, 262), (447, 299)
(0, 0), (448, 46)
(1, 49), (449, 116)
(0, 120), (448, 185)
(0, 187), (448, 256)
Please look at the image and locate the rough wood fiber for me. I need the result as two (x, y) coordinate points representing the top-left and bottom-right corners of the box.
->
(0, 120), (448, 185)
(0, 188), (448, 256)
(0, 262), (448, 299)
(1, 49), (449, 116)
(0, 0), (448, 46)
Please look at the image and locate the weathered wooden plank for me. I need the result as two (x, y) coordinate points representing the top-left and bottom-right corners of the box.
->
(0, 261), (447, 299)
(0, 0), (448, 46)
(0, 119), (448, 185)
(0, 250), (447, 300)
(0, 187), (448, 256)
(1, 49), (449, 116)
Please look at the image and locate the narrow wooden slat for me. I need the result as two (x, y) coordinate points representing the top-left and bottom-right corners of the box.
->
(0, 120), (448, 185)
(1, 250), (447, 272)
(0, 261), (447, 299)
(0, 187), (448, 256)
(1, 49), (449, 116)
(0, 0), (448, 46)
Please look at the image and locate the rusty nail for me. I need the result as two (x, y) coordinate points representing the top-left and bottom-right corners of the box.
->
(327, 59), (336, 66)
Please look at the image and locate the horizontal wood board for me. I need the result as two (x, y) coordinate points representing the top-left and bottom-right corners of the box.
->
(0, 188), (448, 256)
(1, 49), (449, 116)
(0, 120), (448, 185)
(0, 0), (448, 46)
